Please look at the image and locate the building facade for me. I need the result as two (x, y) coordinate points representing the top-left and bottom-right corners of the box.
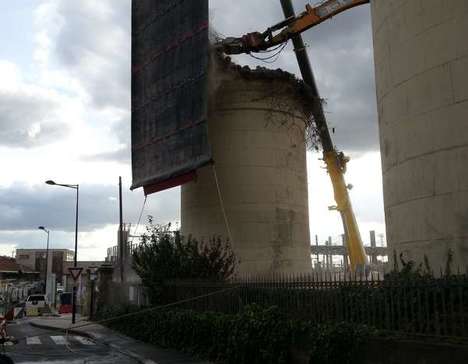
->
(16, 249), (74, 284)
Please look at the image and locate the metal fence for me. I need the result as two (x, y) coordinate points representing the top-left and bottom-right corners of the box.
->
(163, 273), (468, 338)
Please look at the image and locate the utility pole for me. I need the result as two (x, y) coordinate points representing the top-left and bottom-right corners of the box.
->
(119, 176), (124, 283)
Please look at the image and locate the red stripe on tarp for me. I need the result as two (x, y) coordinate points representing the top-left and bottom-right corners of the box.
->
(143, 171), (196, 196)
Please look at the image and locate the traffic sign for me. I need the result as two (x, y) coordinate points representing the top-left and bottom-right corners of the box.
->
(68, 267), (83, 281)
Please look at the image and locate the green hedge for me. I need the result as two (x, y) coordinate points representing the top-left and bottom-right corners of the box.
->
(95, 304), (372, 364)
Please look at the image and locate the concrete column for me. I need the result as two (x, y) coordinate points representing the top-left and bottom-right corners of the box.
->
(370, 230), (377, 264)
(341, 234), (349, 270)
(181, 63), (312, 274)
(372, 0), (468, 270)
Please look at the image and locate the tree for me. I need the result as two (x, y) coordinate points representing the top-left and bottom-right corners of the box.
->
(132, 220), (238, 303)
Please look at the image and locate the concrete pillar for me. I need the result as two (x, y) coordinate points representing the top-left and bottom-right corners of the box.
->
(326, 236), (332, 269)
(315, 234), (320, 268)
(181, 62), (312, 274)
(370, 230), (377, 264)
(96, 264), (113, 310)
(341, 234), (349, 270)
(371, 0), (468, 270)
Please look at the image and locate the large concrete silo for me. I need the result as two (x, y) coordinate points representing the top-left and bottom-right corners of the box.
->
(181, 59), (312, 274)
(371, 1), (468, 269)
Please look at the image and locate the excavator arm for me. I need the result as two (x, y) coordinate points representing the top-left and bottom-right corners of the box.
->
(217, 0), (370, 272)
(219, 0), (370, 55)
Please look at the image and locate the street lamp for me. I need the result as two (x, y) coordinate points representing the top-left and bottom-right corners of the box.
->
(38, 226), (50, 296)
(45, 180), (79, 324)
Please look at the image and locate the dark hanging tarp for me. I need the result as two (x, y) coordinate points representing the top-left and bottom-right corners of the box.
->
(131, 0), (211, 195)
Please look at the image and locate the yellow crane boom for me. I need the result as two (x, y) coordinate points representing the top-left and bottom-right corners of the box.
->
(217, 0), (370, 272)
(219, 0), (369, 55)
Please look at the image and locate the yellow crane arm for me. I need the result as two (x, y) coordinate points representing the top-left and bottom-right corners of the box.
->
(219, 0), (370, 55)
(218, 0), (370, 271)
(324, 151), (367, 271)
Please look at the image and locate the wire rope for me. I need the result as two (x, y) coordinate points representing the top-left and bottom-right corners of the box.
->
(212, 164), (234, 246)
(130, 195), (148, 242)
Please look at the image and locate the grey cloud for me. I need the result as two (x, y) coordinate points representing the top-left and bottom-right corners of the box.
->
(0, 90), (68, 148)
(82, 146), (130, 164)
(46, 0), (376, 154)
(0, 182), (179, 233)
(212, 2), (377, 153)
(300, 6), (378, 153)
(0, 230), (76, 251)
(81, 113), (130, 163)
(52, 0), (131, 110)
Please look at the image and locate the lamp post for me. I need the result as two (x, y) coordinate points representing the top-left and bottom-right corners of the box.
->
(45, 180), (79, 324)
(38, 226), (50, 296)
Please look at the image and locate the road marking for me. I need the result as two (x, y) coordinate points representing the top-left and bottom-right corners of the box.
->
(50, 335), (68, 345)
(26, 336), (41, 345)
(72, 336), (95, 345)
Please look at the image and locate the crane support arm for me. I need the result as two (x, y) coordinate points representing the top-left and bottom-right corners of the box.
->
(324, 151), (367, 270)
(219, 0), (370, 55)
(217, 0), (369, 271)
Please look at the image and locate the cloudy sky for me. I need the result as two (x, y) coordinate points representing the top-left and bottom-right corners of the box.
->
(0, 1), (385, 261)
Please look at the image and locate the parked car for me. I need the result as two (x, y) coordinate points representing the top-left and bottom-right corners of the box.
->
(25, 294), (47, 309)
(25, 294), (48, 316)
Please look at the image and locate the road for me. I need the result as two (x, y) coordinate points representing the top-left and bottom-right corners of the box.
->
(2, 318), (138, 364)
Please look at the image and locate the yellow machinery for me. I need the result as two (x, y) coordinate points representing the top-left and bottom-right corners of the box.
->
(218, 0), (370, 271)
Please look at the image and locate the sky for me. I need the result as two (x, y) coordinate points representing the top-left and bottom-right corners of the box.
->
(0, 0), (385, 261)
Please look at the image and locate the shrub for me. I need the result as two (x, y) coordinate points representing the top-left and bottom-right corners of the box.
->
(132, 221), (238, 304)
(97, 304), (371, 364)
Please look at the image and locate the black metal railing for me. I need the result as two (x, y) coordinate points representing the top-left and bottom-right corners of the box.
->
(162, 273), (468, 338)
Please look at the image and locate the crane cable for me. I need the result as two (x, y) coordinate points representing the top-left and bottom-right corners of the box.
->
(130, 195), (148, 243)
(212, 164), (234, 245)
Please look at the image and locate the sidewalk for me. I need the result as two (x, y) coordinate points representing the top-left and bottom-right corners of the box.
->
(29, 314), (211, 364)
